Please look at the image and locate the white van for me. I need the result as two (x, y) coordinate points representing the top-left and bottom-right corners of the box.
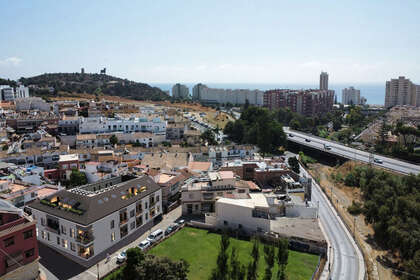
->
(147, 229), (164, 243)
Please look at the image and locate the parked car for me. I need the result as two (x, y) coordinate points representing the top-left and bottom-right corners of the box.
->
(177, 219), (185, 225)
(116, 250), (127, 263)
(374, 158), (383, 164)
(147, 229), (164, 243)
(138, 240), (151, 251)
(165, 223), (179, 235)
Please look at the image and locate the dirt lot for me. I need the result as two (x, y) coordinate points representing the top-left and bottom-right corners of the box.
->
(308, 161), (398, 280)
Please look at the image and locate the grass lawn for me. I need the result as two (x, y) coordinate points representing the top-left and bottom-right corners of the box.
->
(148, 227), (319, 280)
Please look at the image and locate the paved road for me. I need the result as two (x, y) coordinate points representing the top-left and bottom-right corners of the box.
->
(39, 206), (182, 280)
(284, 127), (420, 175)
(299, 164), (365, 280)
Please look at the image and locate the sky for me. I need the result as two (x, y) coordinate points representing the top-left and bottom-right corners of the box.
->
(0, 0), (419, 84)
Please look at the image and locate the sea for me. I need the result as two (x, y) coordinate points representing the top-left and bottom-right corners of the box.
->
(150, 83), (386, 106)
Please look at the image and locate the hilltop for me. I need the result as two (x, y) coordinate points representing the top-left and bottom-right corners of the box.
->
(19, 72), (169, 101)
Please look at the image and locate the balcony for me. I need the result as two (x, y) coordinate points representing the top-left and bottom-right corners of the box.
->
(78, 244), (94, 259)
(76, 230), (94, 245)
(119, 211), (128, 225)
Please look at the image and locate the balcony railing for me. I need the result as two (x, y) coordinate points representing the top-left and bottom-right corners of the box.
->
(76, 232), (94, 244)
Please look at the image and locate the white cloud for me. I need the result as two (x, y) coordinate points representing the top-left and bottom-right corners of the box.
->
(0, 57), (22, 66)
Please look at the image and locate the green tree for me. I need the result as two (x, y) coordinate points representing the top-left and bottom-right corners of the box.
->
(69, 169), (87, 187)
(201, 129), (218, 146)
(110, 134), (118, 145)
(123, 248), (145, 280)
(277, 239), (289, 267)
(210, 233), (230, 280)
(288, 157), (300, 174)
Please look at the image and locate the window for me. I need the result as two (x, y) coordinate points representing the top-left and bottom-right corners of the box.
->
(145, 213), (149, 221)
(31, 192), (36, 198)
(156, 195), (160, 202)
(110, 220), (114, 229)
(130, 221), (135, 230)
(70, 242), (76, 252)
(23, 229), (33, 239)
(111, 232), (115, 242)
(145, 202), (148, 209)
(4, 237), (14, 247)
(47, 232), (50, 241)
(223, 220), (228, 226)
(25, 248), (35, 258)
(41, 218), (45, 226)
(130, 209), (135, 218)
(41, 231), (46, 239)
(57, 236), (60, 245)
(61, 225), (66, 235)
(70, 228), (75, 238)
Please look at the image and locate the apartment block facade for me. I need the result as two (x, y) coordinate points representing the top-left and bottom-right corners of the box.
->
(342, 86), (361, 105)
(192, 84), (264, 106)
(172, 83), (189, 99)
(0, 200), (39, 280)
(78, 116), (166, 135)
(28, 175), (162, 266)
(385, 76), (420, 108)
(263, 89), (334, 116)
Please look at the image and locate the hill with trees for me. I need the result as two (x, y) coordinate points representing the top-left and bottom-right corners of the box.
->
(19, 72), (169, 101)
(342, 166), (420, 279)
(0, 78), (17, 87)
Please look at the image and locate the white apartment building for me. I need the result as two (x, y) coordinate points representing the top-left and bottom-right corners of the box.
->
(28, 175), (162, 266)
(192, 83), (206, 100)
(320, 72), (329, 91)
(0, 85), (30, 101)
(342, 86), (361, 105)
(205, 192), (318, 234)
(79, 116), (167, 135)
(15, 85), (30, 98)
(0, 85), (15, 101)
(15, 97), (51, 112)
(172, 83), (190, 99)
(181, 171), (250, 215)
(193, 84), (264, 106)
(385, 76), (420, 108)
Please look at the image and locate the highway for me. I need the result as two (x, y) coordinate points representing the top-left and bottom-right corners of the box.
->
(298, 161), (365, 280)
(284, 127), (420, 175)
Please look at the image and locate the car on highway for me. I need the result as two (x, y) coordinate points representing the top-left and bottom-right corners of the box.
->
(165, 223), (179, 235)
(305, 138), (311, 142)
(116, 250), (127, 263)
(289, 133), (294, 137)
(147, 229), (164, 243)
(324, 144), (332, 150)
(138, 240), (151, 251)
(374, 158), (383, 164)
